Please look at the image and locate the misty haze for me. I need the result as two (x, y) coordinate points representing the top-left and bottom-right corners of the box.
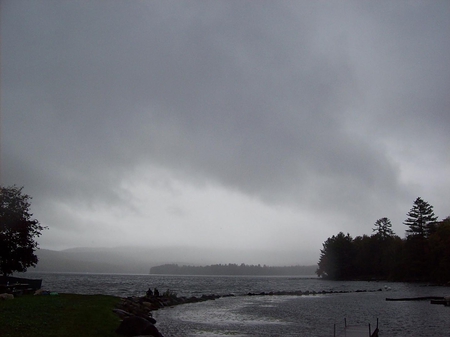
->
(1, 1), (449, 336)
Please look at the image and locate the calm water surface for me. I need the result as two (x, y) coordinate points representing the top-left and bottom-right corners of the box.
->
(24, 272), (450, 336)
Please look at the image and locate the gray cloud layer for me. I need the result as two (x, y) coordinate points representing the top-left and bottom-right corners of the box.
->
(2, 1), (449, 263)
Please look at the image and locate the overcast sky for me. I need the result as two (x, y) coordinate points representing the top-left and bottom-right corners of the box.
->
(1, 1), (449, 265)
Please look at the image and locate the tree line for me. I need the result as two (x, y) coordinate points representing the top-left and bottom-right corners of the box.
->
(1, 185), (448, 284)
(316, 197), (450, 282)
(150, 263), (317, 276)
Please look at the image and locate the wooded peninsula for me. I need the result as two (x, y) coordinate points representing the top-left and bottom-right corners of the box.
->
(150, 263), (316, 276)
(316, 197), (450, 283)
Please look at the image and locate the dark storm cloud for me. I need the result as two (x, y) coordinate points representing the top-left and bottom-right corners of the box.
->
(2, 1), (449, 253)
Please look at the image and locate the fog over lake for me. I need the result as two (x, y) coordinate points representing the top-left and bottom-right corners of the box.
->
(2, 1), (449, 265)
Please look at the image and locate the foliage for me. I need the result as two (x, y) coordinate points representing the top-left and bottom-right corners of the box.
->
(316, 232), (355, 280)
(0, 294), (120, 337)
(428, 217), (450, 282)
(150, 263), (316, 276)
(404, 197), (437, 238)
(317, 198), (449, 282)
(0, 186), (45, 276)
(372, 217), (395, 239)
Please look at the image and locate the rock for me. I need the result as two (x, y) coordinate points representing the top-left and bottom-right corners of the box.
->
(115, 316), (162, 336)
(112, 308), (133, 319)
(113, 302), (156, 324)
(146, 316), (157, 325)
(142, 301), (159, 310)
(0, 293), (14, 300)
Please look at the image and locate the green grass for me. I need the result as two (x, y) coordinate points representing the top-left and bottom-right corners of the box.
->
(0, 293), (122, 337)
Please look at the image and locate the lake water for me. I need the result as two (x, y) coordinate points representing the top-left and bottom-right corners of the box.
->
(24, 272), (450, 336)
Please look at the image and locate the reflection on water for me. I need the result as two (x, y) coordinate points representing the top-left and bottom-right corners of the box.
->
(155, 291), (450, 337)
(24, 272), (450, 336)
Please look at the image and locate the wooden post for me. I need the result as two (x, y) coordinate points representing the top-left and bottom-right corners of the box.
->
(344, 318), (347, 327)
(334, 323), (336, 337)
(369, 323), (371, 336)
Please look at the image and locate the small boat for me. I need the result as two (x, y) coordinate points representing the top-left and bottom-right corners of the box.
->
(431, 296), (450, 307)
(0, 276), (42, 295)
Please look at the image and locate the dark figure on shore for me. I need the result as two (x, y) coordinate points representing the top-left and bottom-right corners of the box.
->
(146, 288), (153, 297)
(154, 288), (159, 296)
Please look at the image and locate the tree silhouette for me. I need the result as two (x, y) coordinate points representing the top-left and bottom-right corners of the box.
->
(0, 186), (45, 276)
(428, 217), (450, 282)
(317, 201), (448, 282)
(372, 217), (395, 239)
(316, 232), (355, 280)
(404, 197), (438, 238)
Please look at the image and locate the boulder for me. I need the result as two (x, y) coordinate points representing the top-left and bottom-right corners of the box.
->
(112, 308), (132, 319)
(115, 315), (162, 336)
(0, 293), (14, 300)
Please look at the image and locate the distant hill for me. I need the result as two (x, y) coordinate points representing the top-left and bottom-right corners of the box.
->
(32, 248), (150, 274)
(30, 246), (318, 274)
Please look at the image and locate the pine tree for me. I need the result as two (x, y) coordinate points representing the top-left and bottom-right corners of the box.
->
(372, 217), (395, 239)
(404, 197), (438, 238)
(316, 232), (355, 280)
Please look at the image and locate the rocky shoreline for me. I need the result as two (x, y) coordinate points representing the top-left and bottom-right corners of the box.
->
(113, 287), (385, 336)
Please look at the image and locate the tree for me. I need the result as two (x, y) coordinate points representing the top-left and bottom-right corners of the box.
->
(316, 232), (355, 280)
(352, 235), (376, 278)
(372, 217), (395, 239)
(404, 197), (438, 238)
(428, 217), (450, 282)
(0, 186), (45, 276)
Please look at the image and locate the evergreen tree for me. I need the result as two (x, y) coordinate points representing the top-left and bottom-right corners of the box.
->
(428, 217), (450, 282)
(404, 197), (438, 238)
(316, 232), (355, 280)
(372, 217), (395, 239)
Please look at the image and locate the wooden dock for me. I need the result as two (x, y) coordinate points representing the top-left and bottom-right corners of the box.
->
(334, 319), (379, 337)
(337, 325), (378, 337)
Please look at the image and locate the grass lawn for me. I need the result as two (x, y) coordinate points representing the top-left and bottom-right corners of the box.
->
(0, 293), (122, 337)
